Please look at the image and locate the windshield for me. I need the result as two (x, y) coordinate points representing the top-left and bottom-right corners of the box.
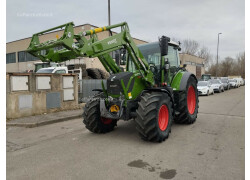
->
(37, 68), (54, 73)
(210, 79), (220, 84)
(138, 42), (161, 66)
(198, 81), (208, 86)
(201, 74), (211, 80)
(137, 42), (179, 67)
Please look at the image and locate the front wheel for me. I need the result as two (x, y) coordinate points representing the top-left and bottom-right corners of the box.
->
(174, 76), (199, 124)
(83, 99), (117, 133)
(135, 92), (173, 142)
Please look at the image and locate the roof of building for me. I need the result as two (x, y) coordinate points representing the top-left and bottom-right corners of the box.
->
(179, 52), (205, 60)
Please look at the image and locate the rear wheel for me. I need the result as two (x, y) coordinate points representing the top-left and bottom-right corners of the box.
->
(135, 92), (173, 142)
(83, 99), (117, 133)
(174, 76), (199, 124)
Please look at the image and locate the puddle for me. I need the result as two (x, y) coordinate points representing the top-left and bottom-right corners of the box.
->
(127, 159), (177, 179)
(160, 169), (177, 179)
(128, 159), (149, 168)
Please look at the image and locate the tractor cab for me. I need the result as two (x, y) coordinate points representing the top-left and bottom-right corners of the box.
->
(126, 40), (181, 86)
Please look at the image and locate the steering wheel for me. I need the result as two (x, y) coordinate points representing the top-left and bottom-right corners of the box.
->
(148, 63), (158, 73)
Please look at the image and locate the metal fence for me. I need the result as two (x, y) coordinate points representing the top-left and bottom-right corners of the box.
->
(78, 79), (107, 103)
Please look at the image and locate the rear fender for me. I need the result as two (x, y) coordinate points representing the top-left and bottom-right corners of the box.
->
(171, 71), (197, 91)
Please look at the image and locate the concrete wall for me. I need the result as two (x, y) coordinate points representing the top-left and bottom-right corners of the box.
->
(6, 73), (78, 119)
(6, 23), (147, 73)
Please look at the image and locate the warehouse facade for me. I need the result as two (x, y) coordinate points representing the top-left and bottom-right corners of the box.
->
(6, 23), (147, 72)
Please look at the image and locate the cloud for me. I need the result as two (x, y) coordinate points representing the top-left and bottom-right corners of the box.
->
(7, 0), (244, 60)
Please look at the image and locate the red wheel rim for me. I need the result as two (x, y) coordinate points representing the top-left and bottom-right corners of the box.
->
(158, 105), (169, 131)
(187, 86), (196, 114)
(101, 117), (112, 124)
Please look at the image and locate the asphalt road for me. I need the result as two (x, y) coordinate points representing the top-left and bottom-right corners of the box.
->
(7, 87), (245, 180)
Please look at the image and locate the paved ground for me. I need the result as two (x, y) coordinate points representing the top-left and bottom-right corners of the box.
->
(6, 87), (245, 180)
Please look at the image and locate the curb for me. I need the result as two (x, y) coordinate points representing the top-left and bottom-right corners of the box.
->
(6, 114), (82, 128)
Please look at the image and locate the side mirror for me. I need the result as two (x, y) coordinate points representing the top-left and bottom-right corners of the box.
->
(159, 36), (170, 56)
(183, 64), (187, 68)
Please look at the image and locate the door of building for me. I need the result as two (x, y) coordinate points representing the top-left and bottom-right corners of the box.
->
(196, 66), (201, 78)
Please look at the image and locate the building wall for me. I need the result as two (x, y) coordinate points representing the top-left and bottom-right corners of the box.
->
(6, 23), (147, 72)
(179, 53), (205, 78)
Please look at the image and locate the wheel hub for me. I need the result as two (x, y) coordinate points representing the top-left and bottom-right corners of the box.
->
(101, 117), (112, 124)
(158, 105), (169, 131)
(187, 86), (196, 114)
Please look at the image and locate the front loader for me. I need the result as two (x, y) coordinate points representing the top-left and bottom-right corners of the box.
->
(27, 22), (199, 142)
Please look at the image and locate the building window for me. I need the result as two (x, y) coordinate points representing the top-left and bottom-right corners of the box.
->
(6, 52), (16, 64)
(196, 63), (204, 67)
(18, 51), (39, 62)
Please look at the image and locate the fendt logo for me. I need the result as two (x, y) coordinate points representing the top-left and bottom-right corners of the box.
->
(107, 38), (117, 45)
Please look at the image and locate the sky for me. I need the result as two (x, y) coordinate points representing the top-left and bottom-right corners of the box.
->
(6, 0), (245, 61)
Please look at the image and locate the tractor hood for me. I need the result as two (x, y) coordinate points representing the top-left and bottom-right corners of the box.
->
(107, 72), (134, 95)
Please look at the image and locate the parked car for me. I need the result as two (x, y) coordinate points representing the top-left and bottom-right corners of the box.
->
(36, 67), (68, 74)
(239, 78), (244, 86)
(234, 78), (241, 88)
(209, 79), (224, 93)
(228, 79), (237, 88)
(197, 81), (214, 96)
(220, 79), (230, 90)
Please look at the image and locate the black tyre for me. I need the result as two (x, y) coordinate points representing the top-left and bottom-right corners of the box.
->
(86, 68), (102, 79)
(83, 99), (117, 133)
(97, 69), (109, 79)
(135, 92), (173, 142)
(206, 91), (209, 96)
(174, 76), (199, 124)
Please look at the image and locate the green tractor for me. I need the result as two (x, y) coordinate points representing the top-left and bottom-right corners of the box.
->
(27, 22), (199, 142)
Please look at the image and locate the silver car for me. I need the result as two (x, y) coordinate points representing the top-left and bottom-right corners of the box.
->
(209, 79), (224, 93)
(220, 79), (230, 90)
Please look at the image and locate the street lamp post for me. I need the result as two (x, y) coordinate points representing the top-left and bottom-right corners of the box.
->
(216, 33), (222, 77)
(108, 0), (111, 26)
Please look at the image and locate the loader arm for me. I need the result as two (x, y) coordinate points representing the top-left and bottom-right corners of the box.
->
(27, 22), (154, 85)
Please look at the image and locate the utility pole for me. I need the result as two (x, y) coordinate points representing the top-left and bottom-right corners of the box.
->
(108, 0), (111, 26)
(216, 33), (222, 77)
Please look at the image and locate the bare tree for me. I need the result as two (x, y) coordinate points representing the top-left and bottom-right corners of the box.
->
(236, 52), (245, 78)
(197, 46), (212, 67)
(181, 39), (200, 55)
(206, 52), (245, 78)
